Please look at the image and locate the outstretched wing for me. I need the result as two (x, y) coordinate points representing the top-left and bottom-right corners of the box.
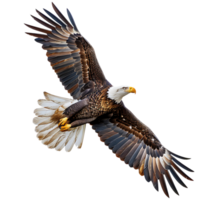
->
(25, 3), (108, 99)
(91, 104), (193, 197)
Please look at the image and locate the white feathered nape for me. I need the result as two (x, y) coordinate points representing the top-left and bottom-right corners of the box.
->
(107, 86), (129, 103)
(33, 92), (86, 152)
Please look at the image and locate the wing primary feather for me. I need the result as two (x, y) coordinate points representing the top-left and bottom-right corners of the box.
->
(168, 150), (191, 160)
(26, 33), (49, 39)
(31, 15), (55, 30)
(25, 24), (51, 34)
(43, 9), (66, 27)
(152, 173), (159, 191)
(164, 170), (179, 195)
(171, 161), (193, 181)
(36, 9), (60, 28)
(169, 166), (187, 188)
(159, 172), (169, 197)
(52, 3), (74, 30)
(172, 156), (194, 172)
(153, 181), (161, 193)
(65, 7), (79, 31)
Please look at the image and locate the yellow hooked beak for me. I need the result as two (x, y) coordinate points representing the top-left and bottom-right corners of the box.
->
(126, 87), (136, 94)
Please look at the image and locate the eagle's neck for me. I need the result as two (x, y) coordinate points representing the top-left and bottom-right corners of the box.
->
(107, 86), (128, 104)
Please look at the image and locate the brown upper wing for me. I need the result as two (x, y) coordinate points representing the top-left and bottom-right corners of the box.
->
(25, 3), (108, 99)
(91, 104), (193, 197)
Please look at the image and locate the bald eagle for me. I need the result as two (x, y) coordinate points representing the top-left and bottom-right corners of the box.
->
(25, 3), (193, 197)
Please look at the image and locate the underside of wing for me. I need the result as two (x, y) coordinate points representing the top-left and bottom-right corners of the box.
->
(91, 105), (193, 197)
(25, 3), (107, 99)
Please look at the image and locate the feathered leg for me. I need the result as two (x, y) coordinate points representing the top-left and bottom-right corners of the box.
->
(71, 117), (97, 127)
(63, 98), (89, 118)
(60, 118), (96, 132)
(59, 98), (89, 131)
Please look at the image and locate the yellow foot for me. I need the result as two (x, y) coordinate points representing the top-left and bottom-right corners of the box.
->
(60, 124), (71, 132)
(58, 117), (68, 126)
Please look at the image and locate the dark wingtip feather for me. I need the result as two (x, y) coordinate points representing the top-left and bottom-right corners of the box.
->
(172, 156), (194, 172)
(168, 149), (193, 160)
(165, 171), (179, 195)
(159, 173), (169, 198)
(171, 161), (194, 181)
(169, 166), (187, 188)
(51, 3), (73, 30)
(67, 9), (79, 32)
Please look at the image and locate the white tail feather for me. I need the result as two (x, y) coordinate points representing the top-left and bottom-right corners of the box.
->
(38, 99), (60, 110)
(34, 92), (86, 152)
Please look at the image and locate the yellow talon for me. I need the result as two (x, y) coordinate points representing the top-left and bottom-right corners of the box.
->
(60, 124), (71, 132)
(58, 117), (68, 126)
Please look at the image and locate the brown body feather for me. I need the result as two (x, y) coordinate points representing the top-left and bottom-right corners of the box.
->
(70, 86), (119, 121)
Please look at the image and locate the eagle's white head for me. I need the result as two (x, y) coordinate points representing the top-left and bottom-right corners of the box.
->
(107, 86), (136, 103)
